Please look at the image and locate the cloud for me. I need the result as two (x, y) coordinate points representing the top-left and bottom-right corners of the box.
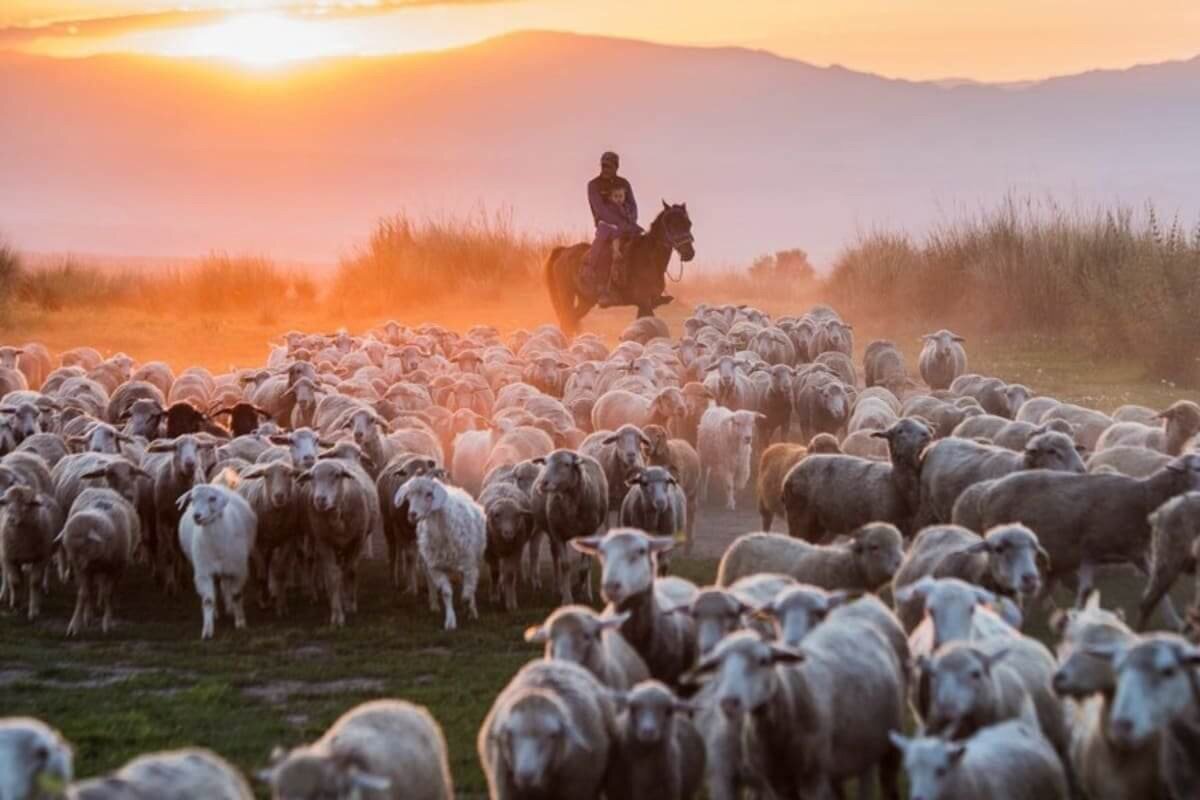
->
(0, 1), (515, 48)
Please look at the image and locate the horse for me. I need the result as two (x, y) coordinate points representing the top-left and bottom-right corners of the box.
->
(544, 201), (695, 334)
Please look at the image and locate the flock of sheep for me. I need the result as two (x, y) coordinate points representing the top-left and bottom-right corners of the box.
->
(1, 300), (1200, 799)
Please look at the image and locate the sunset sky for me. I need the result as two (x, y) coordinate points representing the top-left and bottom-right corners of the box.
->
(4, 0), (1199, 81)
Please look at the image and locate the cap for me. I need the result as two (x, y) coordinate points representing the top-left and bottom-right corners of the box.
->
(600, 151), (619, 167)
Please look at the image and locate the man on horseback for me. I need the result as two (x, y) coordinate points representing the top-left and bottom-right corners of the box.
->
(586, 151), (642, 307)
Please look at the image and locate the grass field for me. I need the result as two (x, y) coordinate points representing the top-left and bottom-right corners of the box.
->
(2, 265), (1199, 795)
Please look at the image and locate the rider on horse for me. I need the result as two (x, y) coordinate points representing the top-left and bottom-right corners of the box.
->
(586, 151), (643, 308)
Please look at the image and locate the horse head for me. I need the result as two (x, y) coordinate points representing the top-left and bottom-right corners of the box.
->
(658, 200), (695, 262)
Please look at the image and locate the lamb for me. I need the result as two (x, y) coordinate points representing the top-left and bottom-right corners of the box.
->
(919, 330), (968, 390)
(572, 528), (698, 685)
(755, 436), (840, 531)
(890, 717), (1068, 800)
(58, 488), (137, 636)
(916, 431), (1085, 525)
(477, 659), (618, 800)
(395, 475), (486, 630)
(716, 523), (904, 592)
(478, 479), (533, 610)
(299, 457), (377, 627)
(781, 417), (932, 541)
(1050, 590), (1160, 800)
(970, 453), (1200, 607)
(531, 449), (609, 605)
(607, 680), (706, 800)
(258, 699), (453, 800)
(524, 605), (650, 690)
(176, 484), (257, 639)
(620, 466), (687, 562)
(1092, 633), (1200, 800)
(67, 748), (252, 799)
(1139, 491), (1200, 630)
(680, 573), (797, 656)
(234, 460), (301, 616)
(0, 717), (73, 800)
(0, 484), (62, 619)
(697, 406), (762, 510)
(892, 523), (1048, 631)
(684, 622), (904, 799)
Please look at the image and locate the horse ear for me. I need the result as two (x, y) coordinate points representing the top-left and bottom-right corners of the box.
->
(682, 203), (688, 213)
(662, 199), (670, 210)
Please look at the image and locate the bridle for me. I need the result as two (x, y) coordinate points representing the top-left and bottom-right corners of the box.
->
(656, 207), (694, 282)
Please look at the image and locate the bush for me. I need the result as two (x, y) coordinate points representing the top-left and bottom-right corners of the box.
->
(749, 248), (815, 283)
(825, 197), (1200, 385)
(0, 240), (20, 323)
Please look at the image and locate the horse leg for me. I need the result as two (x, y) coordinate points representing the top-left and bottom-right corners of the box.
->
(636, 304), (654, 319)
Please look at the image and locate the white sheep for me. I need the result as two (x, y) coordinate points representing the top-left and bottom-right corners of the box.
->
(0, 717), (73, 800)
(1139, 491), (1200, 630)
(697, 406), (762, 510)
(67, 748), (252, 799)
(716, 524), (904, 593)
(682, 573), (796, 656)
(59, 488), (138, 636)
(524, 605), (650, 690)
(919, 330), (968, 390)
(0, 484), (62, 620)
(477, 659), (618, 800)
(396, 475), (486, 630)
(177, 483), (257, 640)
(259, 699), (453, 800)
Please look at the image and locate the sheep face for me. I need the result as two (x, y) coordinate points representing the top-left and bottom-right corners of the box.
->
(534, 450), (585, 495)
(976, 524), (1047, 596)
(0, 403), (41, 442)
(400, 476), (448, 524)
(640, 425), (671, 463)
(572, 529), (674, 607)
(82, 424), (123, 455)
(270, 429), (324, 471)
(285, 361), (317, 387)
(627, 467), (677, 514)
(924, 644), (1009, 736)
(709, 357), (744, 398)
(1101, 635), (1200, 749)
(488, 498), (532, 547)
(180, 486), (230, 526)
(649, 388), (687, 425)
(1161, 401), (1200, 454)
(766, 587), (850, 649)
(0, 718), (74, 800)
(124, 399), (163, 439)
(620, 681), (687, 747)
(266, 751), (390, 799)
(684, 632), (803, 720)
(921, 331), (964, 369)
(1005, 384), (1032, 417)
(689, 589), (749, 656)
(676, 338), (703, 367)
(851, 523), (906, 587)
(243, 462), (297, 511)
(0, 484), (44, 525)
(1023, 431), (1085, 473)
(79, 461), (149, 505)
(817, 381), (850, 424)
(602, 425), (650, 475)
(345, 409), (380, 448)
(496, 693), (584, 792)
(820, 320), (853, 355)
(304, 461), (355, 514)
(725, 411), (761, 450)
(899, 577), (996, 650)
(0, 346), (23, 369)
(889, 733), (964, 800)
(1166, 453), (1200, 489)
(1051, 598), (1128, 697)
(525, 607), (627, 665)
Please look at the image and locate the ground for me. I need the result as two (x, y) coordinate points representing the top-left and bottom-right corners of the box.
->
(1, 284), (1197, 796)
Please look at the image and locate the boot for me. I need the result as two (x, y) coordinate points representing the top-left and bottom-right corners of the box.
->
(596, 279), (621, 308)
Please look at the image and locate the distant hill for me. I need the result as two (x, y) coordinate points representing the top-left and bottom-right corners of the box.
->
(2, 31), (1199, 266)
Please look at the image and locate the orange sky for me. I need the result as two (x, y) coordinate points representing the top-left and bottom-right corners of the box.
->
(4, 0), (1199, 81)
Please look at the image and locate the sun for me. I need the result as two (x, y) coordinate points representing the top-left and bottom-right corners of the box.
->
(166, 12), (350, 66)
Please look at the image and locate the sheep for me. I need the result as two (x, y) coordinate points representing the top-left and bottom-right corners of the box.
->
(680, 573), (797, 656)
(970, 453), (1200, 607)
(231, 460), (301, 615)
(0, 451), (53, 497)
(477, 659), (618, 800)
(916, 431), (1085, 525)
(898, 577), (1022, 659)
(176, 484), (257, 639)
(813, 317), (854, 358)
(792, 369), (852, 439)
(524, 605), (650, 690)
(12, 433), (67, 470)
(591, 387), (687, 434)
(531, 449), (608, 605)
(1092, 633), (1200, 800)
(864, 339), (907, 388)
(209, 401), (272, 438)
(716, 523), (904, 592)
(0, 401), (42, 444)
(892, 523), (1047, 631)
(51, 452), (148, 515)
(258, 699), (452, 800)
(572, 528), (698, 685)
(751, 364), (793, 445)
(1049, 590), (1161, 800)
(642, 424), (700, 543)
(702, 356), (757, 412)
(299, 457), (377, 627)
(143, 435), (217, 592)
(1139, 492), (1200, 630)
(478, 479), (533, 611)
(395, 475), (485, 630)
(1087, 444), (1171, 477)
(67, 748), (252, 799)
(840, 429), (891, 460)
(847, 394), (899, 435)
(919, 330), (968, 390)
(749, 327), (795, 367)
(902, 394), (979, 438)
(59, 488), (138, 636)
(697, 406), (762, 511)
(781, 417), (932, 541)
(890, 717), (1068, 800)
(607, 680), (706, 800)
(1040, 403), (1113, 452)
(481, 426), (555, 484)
(950, 413), (1009, 441)
(684, 621), (904, 800)
(1096, 401), (1200, 457)
(0, 717), (73, 800)
(580, 423), (650, 510)
(757, 585), (909, 672)
(620, 466), (687, 562)
(755, 436), (839, 531)
(990, 418), (1075, 451)
(951, 375), (1030, 420)
(0, 484), (62, 619)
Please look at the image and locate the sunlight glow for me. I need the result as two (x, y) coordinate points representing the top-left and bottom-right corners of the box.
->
(158, 12), (351, 66)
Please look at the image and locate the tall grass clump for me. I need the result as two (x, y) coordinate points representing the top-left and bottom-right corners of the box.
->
(0, 239), (20, 324)
(826, 197), (1200, 385)
(330, 209), (561, 311)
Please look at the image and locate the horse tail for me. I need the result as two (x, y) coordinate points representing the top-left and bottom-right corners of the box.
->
(543, 246), (574, 333)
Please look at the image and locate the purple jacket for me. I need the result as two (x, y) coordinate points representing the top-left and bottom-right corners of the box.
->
(587, 175), (641, 236)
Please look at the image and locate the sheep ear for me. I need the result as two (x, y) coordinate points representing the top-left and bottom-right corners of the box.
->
(769, 644), (806, 665)
(981, 647), (1010, 673)
(962, 541), (992, 555)
(146, 440), (177, 453)
(825, 590), (859, 613)
(566, 722), (594, 754)
(946, 742), (967, 763)
(523, 624), (548, 644)
(1036, 546), (1051, 572)
(680, 656), (719, 685)
(888, 731), (910, 753)
(571, 536), (603, 556)
(348, 770), (392, 792)
(1085, 643), (1124, 663)
(648, 536), (676, 555)
(598, 610), (631, 630)
(607, 689), (631, 712)
(174, 490), (193, 511)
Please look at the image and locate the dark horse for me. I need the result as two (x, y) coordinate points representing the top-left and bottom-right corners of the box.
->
(544, 201), (695, 334)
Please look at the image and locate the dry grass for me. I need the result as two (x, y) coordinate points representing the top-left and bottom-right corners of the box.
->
(826, 197), (1200, 386)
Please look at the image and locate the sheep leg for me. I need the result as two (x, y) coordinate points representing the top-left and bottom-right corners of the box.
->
(525, 531), (544, 591)
(550, 539), (573, 606)
(424, 559), (440, 612)
(344, 562), (359, 614)
(502, 554), (519, 611)
(67, 577), (90, 637)
(430, 570), (457, 630)
(723, 473), (736, 512)
(40, 559), (51, 596)
(1139, 565), (1181, 631)
(321, 556), (346, 628)
(402, 545), (419, 597)
(878, 743), (902, 800)
(3, 560), (18, 609)
(195, 573), (217, 640)
(251, 549), (270, 610)
(27, 563), (43, 621)
(700, 467), (711, 507)
(1073, 562), (1096, 609)
(223, 578), (247, 630)
(463, 565), (480, 621)
(268, 552), (289, 617)
(96, 575), (114, 633)
(487, 556), (501, 604)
